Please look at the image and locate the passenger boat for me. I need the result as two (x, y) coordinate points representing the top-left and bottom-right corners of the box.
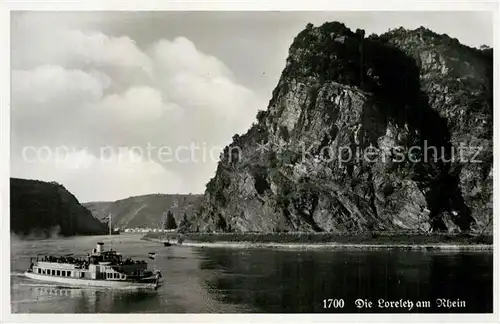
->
(24, 242), (162, 289)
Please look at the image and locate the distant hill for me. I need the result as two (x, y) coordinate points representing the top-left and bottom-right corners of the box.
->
(83, 194), (203, 229)
(10, 178), (109, 238)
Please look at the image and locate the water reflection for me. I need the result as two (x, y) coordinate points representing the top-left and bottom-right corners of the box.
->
(195, 248), (493, 313)
(428, 253), (493, 312)
(13, 282), (161, 313)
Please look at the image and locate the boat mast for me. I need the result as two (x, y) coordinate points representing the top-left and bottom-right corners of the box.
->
(109, 213), (112, 236)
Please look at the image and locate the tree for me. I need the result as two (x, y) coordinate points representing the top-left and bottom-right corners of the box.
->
(256, 110), (267, 123)
(178, 213), (190, 232)
(164, 211), (177, 230)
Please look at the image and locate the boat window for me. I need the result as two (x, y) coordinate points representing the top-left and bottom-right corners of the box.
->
(80, 272), (85, 278)
(68, 271), (72, 277)
(52, 270), (55, 275)
(61, 271), (66, 276)
(37, 268), (41, 274)
(57, 270), (60, 276)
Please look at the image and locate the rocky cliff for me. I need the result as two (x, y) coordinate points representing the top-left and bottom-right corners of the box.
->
(10, 178), (109, 237)
(187, 22), (492, 234)
(83, 194), (203, 229)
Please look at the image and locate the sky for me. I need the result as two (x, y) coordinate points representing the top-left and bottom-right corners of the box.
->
(10, 11), (493, 202)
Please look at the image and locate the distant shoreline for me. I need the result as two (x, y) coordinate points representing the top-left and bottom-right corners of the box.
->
(142, 232), (493, 251)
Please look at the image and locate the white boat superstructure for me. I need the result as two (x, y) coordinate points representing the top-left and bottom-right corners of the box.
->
(24, 242), (162, 289)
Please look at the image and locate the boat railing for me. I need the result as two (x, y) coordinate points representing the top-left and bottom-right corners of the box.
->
(37, 256), (91, 269)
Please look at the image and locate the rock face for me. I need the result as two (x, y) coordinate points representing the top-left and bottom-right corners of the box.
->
(83, 194), (203, 229)
(188, 23), (492, 234)
(10, 178), (108, 237)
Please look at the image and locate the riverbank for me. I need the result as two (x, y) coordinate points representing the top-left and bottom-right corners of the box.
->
(142, 232), (493, 251)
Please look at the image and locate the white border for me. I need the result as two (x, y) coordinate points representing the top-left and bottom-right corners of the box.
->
(1, 0), (498, 323)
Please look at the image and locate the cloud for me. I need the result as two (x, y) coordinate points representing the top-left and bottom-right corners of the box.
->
(150, 37), (233, 79)
(11, 148), (184, 202)
(10, 13), (263, 201)
(12, 65), (110, 110)
(13, 17), (152, 74)
(62, 30), (153, 72)
(90, 86), (169, 124)
(150, 37), (263, 143)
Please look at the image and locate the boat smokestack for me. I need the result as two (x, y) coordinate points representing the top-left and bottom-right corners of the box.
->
(96, 242), (103, 254)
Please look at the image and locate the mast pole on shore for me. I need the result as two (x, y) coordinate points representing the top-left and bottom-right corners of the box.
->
(109, 213), (112, 250)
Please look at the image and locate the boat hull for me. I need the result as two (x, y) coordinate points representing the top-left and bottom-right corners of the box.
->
(24, 272), (160, 289)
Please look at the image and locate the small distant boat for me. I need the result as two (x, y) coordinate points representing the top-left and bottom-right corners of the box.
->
(163, 242), (172, 247)
(24, 242), (162, 290)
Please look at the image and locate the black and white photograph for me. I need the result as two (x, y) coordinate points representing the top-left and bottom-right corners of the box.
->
(1, 1), (497, 320)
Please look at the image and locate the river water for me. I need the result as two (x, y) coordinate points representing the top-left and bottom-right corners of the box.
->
(10, 234), (493, 313)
